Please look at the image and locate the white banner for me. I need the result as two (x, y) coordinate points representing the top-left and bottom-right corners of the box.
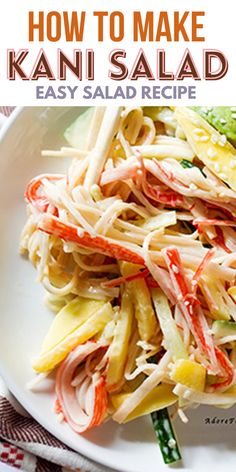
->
(0, 0), (235, 105)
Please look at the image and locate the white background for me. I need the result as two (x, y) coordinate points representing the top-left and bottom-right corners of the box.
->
(0, 0), (235, 105)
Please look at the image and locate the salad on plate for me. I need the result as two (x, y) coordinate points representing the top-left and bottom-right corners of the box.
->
(20, 106), (236, 465)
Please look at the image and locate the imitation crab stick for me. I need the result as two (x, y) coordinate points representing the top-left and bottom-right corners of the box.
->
(38, 214), (144, 265)
(191, 248), (215, 293)
(194, 218), (236, 227)
(137, 155), (185, 208)
(56, 341), (108, 433)
(25, 174), (64, 212)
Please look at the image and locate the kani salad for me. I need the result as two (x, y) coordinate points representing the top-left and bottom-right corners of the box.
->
(20, 106), (236, 464)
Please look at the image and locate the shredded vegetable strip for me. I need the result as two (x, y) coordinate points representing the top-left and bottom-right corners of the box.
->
(84, 107), (122, 189)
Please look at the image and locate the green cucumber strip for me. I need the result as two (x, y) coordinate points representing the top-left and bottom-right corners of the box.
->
(64, 108), (94, 148)
(180, 159), (195, 169)
(212, 320), (236, 338)
(151, 288), (188, 361)
(151, 407), (182, 464)
(147, 354), (182, 465)
(180, 159), (206, 176)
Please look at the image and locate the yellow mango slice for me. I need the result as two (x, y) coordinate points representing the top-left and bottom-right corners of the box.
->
(175, 107), (236, 191)
(42, 297), (107, 353)
(228, 286), (236, 302)
(110, 384), (177, 423)
(32, 302), (113, 373)
(171, 359), (206, 392)
(106, 289), (133, 391)
(120, 262), (159, 342)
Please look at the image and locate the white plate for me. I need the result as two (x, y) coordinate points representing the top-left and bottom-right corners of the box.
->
(0, 107), (236, 472)
(0, 465), (22, 472)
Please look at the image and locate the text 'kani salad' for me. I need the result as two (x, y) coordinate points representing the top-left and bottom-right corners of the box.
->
(20, 106), (236, 464)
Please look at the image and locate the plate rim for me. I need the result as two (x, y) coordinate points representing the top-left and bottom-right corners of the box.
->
(0, 363), (125, 472)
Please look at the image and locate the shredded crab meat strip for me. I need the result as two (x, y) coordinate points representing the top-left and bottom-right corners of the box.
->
(145, 157), (236, 210)
(72, 185), (96, 206)
(85, 107), (106, 150)
(76, 376), (91, 411)
(113, 352), (170, 423)
(71, 367), (88, 387)
(84, 107), (122, 189)
(136, 155), (186, 209)
(174, 305), (190, 347)
(127, 182), (160, 215)
(194, 218), (236, 228)
(26, 373), (50, 391)
(24, 174), (64, 213)
(151, 232), (205, 247)
(144, 159), (194, 198)
(177, 408), (189, 423)
(100, 157), (140, 186)
(174, 383), (236, 405)
(203, 166), (236, 200)
(56, 342), (108, 433)
(143, 231), (176, 304)
(163, 159), (236, 203)
(124, 363), (158, 381)
(200, 280), (219, 313)
(214, 280), (236, 321)
(192, 248), (216, 292)
(221, 227), (236, 252)
(67, 155), (90, 190)
(163, 247), (219, 372)
(203, 261), (236, 281)
(215, 252), (236, 266)
(115, 218), (149, 235)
